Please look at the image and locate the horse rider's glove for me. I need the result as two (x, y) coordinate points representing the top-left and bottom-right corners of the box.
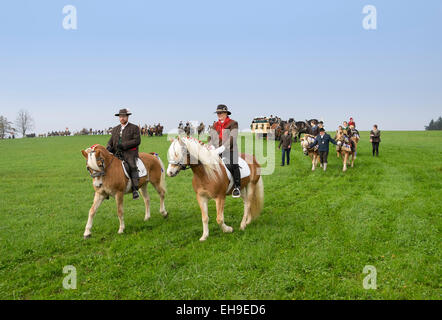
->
(215, 145), (225, 154)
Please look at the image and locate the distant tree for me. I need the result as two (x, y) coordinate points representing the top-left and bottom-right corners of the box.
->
(425, 117), (442, 130)
(15, 109), (34, 137)
(0, 116), (14, 139)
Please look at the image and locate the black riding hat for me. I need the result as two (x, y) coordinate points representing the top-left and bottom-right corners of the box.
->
(115, 108), (132, 116)
(214, 104), (231, 115)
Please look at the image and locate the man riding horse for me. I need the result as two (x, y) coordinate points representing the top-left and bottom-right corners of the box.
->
(106, 108), (141, 200)
(209, 105), (241, 198)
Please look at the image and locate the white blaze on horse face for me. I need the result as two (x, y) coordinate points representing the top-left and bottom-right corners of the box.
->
(87, 152), (101, 171)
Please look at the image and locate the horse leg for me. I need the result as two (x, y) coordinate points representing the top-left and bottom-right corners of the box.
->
(83, 192), (105, 238)
(216, 196), (233, 233)
(351, 152), (355, 167)
(115, 192), (125, 234)
(153, 180), (168, 218)
(240, 186), (250, 230)
(312, 155), (316, 171)
(197, 194), (210, 241)
(139, 184), (151, 221)
(343, 154), (348, 172)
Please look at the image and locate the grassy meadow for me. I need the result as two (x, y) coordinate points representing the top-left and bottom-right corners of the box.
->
(0, 131), (441, 299)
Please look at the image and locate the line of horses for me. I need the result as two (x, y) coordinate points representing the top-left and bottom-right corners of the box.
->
(300, 128), (360, 172)
(141, 124), (164, 137)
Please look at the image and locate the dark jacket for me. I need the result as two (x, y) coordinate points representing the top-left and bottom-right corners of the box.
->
(370, 130), (381, 143)
(106, 122), (141, 158)
(279, 133), (292, 149)
(309, 133), (337, 152)
(209, 117), (239, 154)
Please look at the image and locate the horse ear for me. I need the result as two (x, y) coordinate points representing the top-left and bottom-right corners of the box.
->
(81, 150), (88, 159)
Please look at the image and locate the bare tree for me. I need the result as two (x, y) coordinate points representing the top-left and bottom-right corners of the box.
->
(0, 116), (14, 139)
(15, 109), (34, 137)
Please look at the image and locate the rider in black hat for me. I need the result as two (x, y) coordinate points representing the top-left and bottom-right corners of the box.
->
(209, 105), (241, 198)
(106, 108), (141, 199)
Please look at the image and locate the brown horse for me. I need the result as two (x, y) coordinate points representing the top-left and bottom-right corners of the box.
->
(166, 136), (264, 241)
(81, 144), (167, 238)
(335, 130), (355, 171)
(300, 134), (320, 170)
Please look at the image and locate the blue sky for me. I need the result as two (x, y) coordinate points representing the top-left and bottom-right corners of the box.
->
(0, 0), (441, 134)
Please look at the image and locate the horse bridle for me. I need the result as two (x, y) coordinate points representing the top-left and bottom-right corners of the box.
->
(86, 150), (113, 178)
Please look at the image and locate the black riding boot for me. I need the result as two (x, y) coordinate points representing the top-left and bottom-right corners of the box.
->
(131, 171), (140, 200)
(232, 164), (241, 198)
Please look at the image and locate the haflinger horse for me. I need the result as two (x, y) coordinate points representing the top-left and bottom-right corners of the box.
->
(335, 129), (355, 171)
(81, 144), (167, 238)
(166, 136), (264, 241)
(300, 134), (320, 171)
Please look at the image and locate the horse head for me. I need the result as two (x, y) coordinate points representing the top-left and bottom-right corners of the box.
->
(166, 137), (189, 177)
(81, 144), (111, 187)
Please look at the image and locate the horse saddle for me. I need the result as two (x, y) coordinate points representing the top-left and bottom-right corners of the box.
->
(122, 158), (148, 179)
(221, 156), (251, 192)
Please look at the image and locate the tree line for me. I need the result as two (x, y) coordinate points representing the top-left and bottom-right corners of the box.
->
(425, 117), (442, 130)
(0, 110), (35, 139)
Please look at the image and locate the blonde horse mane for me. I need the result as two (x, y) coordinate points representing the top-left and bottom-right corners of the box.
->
(172, 137), (222, 181)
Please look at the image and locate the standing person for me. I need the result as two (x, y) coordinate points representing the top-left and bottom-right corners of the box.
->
(209, 104), (241, 198)
(309, 128), (337, 171)
(106, 108), (141, 200)
(348, 117), (356, 128)
(278, 130), (292, 166)
(370, 124), (381, 156)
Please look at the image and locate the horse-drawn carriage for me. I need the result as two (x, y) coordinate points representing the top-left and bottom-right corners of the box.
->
(250, 118), (273, 139)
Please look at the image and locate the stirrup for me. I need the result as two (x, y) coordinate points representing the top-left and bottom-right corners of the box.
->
(132, 190), (139, 200)
(232, 187), (241, 198)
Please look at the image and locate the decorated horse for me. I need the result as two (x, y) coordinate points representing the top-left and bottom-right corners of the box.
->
(166, 136), (264, 241)
(81, 144), (167, 238)
(300, 134), (320, 171)
(335, 129), (356, 171)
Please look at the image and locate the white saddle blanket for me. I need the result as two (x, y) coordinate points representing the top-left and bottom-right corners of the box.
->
(221, 156), (251, 193)
(122, 158), (148, 179)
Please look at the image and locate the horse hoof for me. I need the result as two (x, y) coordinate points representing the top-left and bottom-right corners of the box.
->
(118, 230), (124, 235)
(83, 234), (91, 239)
(240, 224), (246, 231)
(161, 211), (168, 219)
(199, 236), (208, 242)
(224, 226), (233, 233)
(144, 216), (150, 221)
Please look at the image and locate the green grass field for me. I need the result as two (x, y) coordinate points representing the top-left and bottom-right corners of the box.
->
(0, 131), (441, 300)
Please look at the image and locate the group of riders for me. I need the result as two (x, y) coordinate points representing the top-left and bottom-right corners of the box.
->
(107, 105), (242, 201)
(140, 123), (164, 137)
(104, 106), (380, 202)
(178, 121), (206, 137)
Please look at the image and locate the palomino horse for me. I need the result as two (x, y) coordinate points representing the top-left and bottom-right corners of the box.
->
(166, 136), (264, 241)
(300, 134), (320, 171)
(81, 144), (167, 238)
(335, 130), (355, 171)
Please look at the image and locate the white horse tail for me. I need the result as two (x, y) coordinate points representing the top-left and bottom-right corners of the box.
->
(249, 176), (264, 220)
